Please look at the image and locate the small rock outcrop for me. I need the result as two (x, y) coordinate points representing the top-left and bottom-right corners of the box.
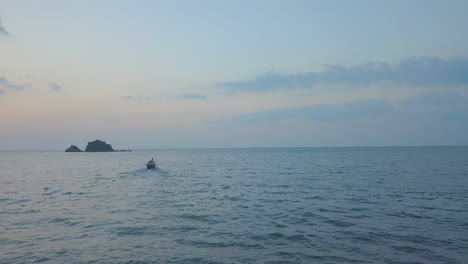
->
(85, 140), (114, 152)
(65, 145), (83, 152)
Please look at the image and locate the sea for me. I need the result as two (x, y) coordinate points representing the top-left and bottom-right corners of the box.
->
(0, 147), (467, 264)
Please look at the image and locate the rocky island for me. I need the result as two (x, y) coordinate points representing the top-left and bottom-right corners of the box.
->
(65, 139), (117, 152)
(85, 140), (114, 152)
(65, 145), (83, 152)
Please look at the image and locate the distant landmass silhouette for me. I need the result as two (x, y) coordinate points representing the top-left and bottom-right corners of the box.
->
(85, 140), (114, 152)
(65, 140), (115, 152)
(65, 145), (82, 152)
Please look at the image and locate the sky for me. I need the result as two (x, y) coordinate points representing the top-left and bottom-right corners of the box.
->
(1, 0), (468, 150)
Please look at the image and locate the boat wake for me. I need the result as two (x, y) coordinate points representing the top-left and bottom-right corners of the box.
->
(118, 167), (164, 178)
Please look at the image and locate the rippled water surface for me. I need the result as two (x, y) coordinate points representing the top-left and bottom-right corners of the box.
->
(1, 147), (467, 263)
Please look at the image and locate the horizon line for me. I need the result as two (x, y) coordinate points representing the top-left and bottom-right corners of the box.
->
(1, 144), (467, 152)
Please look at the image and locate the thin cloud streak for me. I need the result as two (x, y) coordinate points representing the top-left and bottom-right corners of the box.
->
(180, 94), (207, 100)
(0, 18), (10, 36)
(121, 94), (208, 101)
(0, 77), (27, 90)
(49, 82), (62, 91)
(121, 96), (152, 101)
(218, 57), (468, 93)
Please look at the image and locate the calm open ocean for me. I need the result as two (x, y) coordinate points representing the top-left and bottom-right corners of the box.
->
(0, 147), (467, 263)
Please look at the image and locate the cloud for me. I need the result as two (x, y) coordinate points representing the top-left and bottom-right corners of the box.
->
(226, 99), (395, 124)
(219, 71), (316, 93)
(0, 18), (10, 36)
(180, 93), (207, 100)
(218, 57), (468, 93)
(49, 82), (61, 91)
(0, 88), (4, 95)
(121, 96), (152, 101)
(400, 91), (468, 107)
(122, 94), (208, 101)
(0, 77), (27, 90)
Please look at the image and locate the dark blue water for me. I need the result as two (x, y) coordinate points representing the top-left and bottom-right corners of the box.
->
(1, 147), (467, 263)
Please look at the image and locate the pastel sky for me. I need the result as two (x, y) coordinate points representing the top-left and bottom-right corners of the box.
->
(1, 0), (468, 150)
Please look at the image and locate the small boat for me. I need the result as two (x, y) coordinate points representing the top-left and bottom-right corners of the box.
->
(147, 158), (156, 169)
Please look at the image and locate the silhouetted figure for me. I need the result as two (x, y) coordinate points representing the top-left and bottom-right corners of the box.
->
(147, 157), (156, 169)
